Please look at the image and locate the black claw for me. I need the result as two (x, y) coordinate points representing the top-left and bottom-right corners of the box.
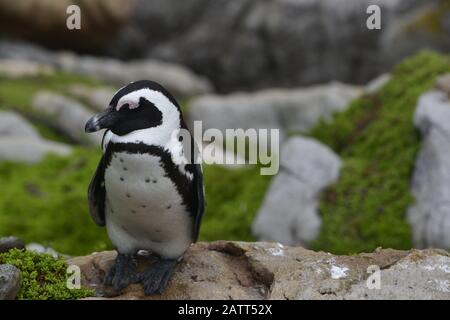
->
(104, 253), (138, 293)
(140, 259), (177, 295)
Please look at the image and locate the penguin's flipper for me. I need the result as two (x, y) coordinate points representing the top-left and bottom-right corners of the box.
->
(87, 155), (107, 226)
(190, 163), (205, 242)
(140, 259), (177, 295)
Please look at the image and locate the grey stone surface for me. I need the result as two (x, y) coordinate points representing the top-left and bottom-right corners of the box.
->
(32, 91), (102, 145)
(71, 241), (450, 300)
(0, 111), (72, 163)
(0, 236), (25, 253)
(344, 252), (450, 299)
(252, 136), (341, 246)
(0, 59), (53, 78)
(0, 111), (40, 139)
(436, 73), (450, 96)
(26, 243), (60, 258)
(1, 1), (448, 93)
(0, 40), (212, 97)
(0, 40), (55, 64)
(0, 264), (20, 300)
(55, 53), (213, 97)
(408, 90), (450, 249)
(364, 73), (392, 95)
(0, 137), (72, 163)
(109, 0), (449, 91)
(188, 82), (361, 143)
(67, 85), (115, 111)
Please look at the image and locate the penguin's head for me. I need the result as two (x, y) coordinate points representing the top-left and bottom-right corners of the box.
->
(85, 80), (182, 136)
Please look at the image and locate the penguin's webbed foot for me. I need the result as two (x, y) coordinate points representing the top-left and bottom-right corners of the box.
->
(104, 253), (138, 293)
(140, 259), (177, 295)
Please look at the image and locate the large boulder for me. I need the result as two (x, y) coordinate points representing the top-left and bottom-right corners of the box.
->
(408, 87), (450, 249)
(109, 0), (449, 92)
(1, 1), (448, 92)
(252, 136), (341, 246)
(0, 138), (72, 163)
(66, 84), (115, 112)
(0, 40), (213, 97)
(32, 91), (103, 145)
(0, 111), (41, 139)
(0, 59), (53, 78)
(55, 53), (213, 97)
(0, 0), (135, 51)
(67, 241), (450, 300)
(0, 111), (72, 163)
(188, 82), (361, 143)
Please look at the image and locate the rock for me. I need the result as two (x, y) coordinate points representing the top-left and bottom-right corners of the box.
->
(188, 82), (361, 143)
(0, 110), (72, 163)
(0, 40), (213, 98)
(252, 136), (341, 246)
(345, 253), (450, 299)
(0, 0), (134, 51)
(364, 73), (392, 95)
(0, 237), (25, 253)
(0, 111), (41, 139)
(25, 243), (60, 258)
(108, 0), (449, 92)
(0, 59), (53, 78)
(0, 40), (56, 65)
(0, 137), (72, 163)
(436, 73), (450, 96)
(67, 241), (450, 300)
(56, 53), (213, 97)
(0, 264), (21, 300)
(67, 85), (115, 112)
(380, 2), (450, 73)
(408, 90), (450, 249)
(32, 91), (102, 145)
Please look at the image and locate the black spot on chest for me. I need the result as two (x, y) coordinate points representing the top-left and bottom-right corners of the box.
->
(105, 142), (196, 216)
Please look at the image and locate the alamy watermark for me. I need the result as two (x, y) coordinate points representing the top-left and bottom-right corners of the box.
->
(66, 5), (81, 30)
(366, 5), (381, 30)
(179, 121), (280, 176)
(66, 265), (81, 290)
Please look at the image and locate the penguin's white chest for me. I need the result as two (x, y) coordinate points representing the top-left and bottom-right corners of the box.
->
(103, 151), (193, 258)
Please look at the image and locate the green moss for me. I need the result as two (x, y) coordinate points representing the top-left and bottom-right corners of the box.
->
(0, 149), (111, 256)
(0, 73), (99, 109)
(406, 0), (450, 36)
(309, 51), (450, 254)
(200, 165), (271, 241)
(0, 151), (270, 254)
(0, 249), (94, 300)
(0, 72), (100, 140)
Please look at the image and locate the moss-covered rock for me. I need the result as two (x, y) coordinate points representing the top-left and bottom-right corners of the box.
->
(0, 249), (93, 299)
(309, 51), (450, 254)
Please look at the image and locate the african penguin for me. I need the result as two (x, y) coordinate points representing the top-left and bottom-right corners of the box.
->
(85, 80), (204, 295)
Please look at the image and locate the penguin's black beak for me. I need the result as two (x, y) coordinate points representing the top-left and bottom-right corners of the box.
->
(85, 106), (118, 133)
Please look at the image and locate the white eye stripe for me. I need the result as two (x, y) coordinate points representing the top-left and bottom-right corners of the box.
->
(116, 99), (139, 111)
(116, 88), (176, 113)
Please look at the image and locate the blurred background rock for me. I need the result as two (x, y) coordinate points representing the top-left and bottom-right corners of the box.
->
(0, 0), (449, 260)
(1, 0), (449, 92)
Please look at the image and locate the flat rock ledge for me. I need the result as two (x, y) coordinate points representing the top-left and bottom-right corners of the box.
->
(68, 241), (450, 300)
